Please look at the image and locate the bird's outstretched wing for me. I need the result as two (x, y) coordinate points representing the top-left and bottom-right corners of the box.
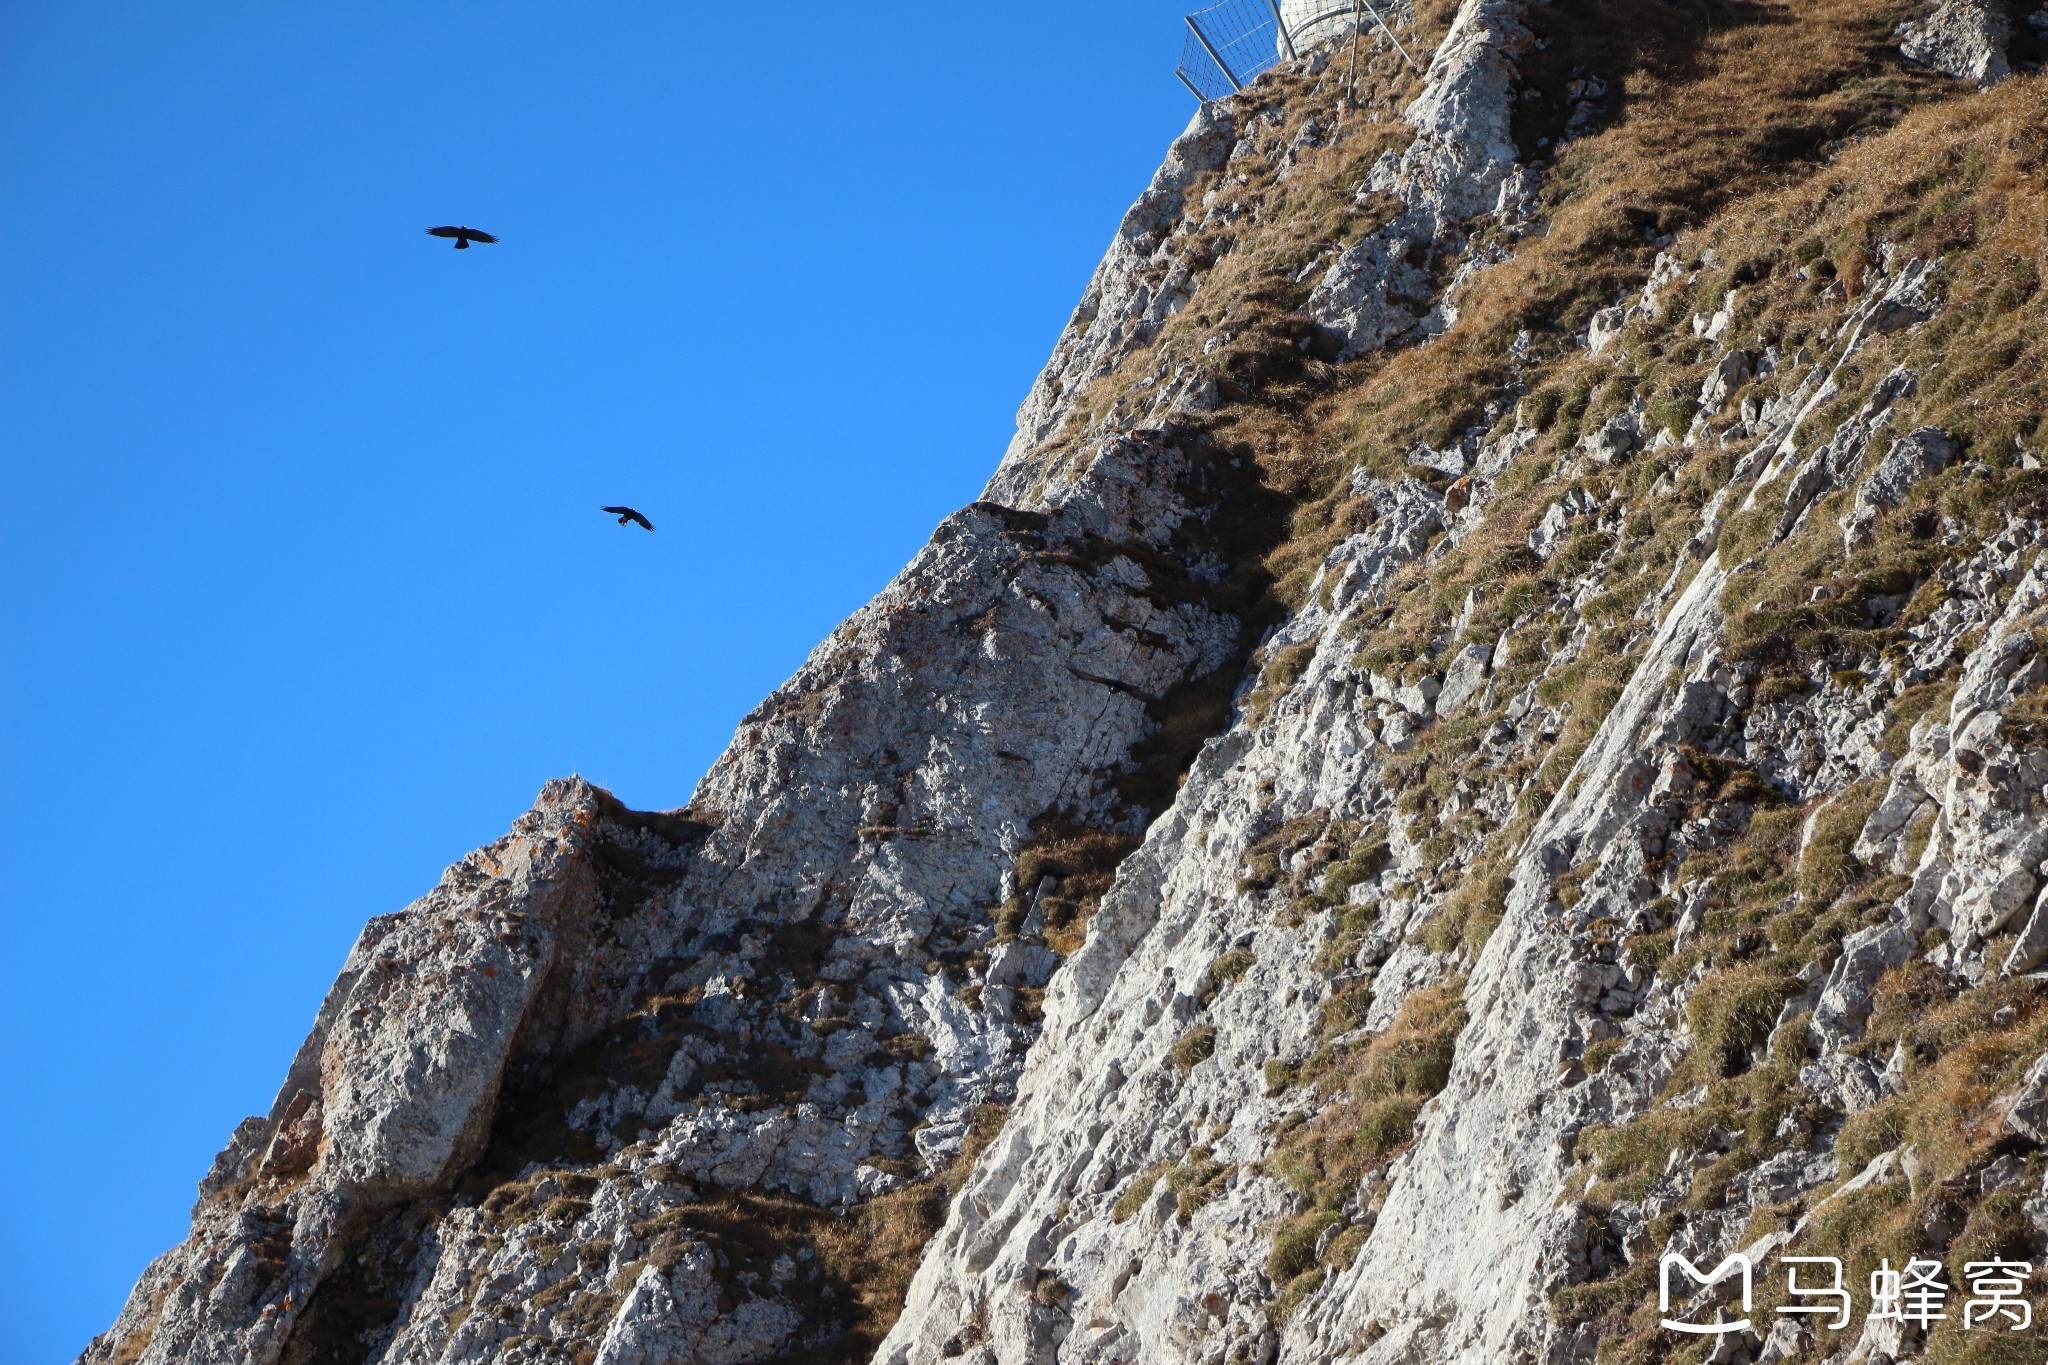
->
(602, 506), (655, 531)
(464, 229), (499, 244)
(426, 226), (464, 239)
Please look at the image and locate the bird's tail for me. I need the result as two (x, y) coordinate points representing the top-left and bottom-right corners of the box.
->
(617, 514), (630, 525)
(455, 237), (470, 249)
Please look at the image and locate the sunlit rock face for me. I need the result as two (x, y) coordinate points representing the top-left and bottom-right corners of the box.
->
(80, 0), (2048, 1360)
(1896, 0), (2013, 86)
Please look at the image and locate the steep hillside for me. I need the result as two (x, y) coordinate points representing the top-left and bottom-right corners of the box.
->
(84, 1), (2048, 1362)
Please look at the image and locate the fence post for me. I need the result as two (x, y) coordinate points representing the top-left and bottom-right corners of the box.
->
(1185, 14), (1245, 92)
(1359, 0), (1421, 72)
(1176, 69), (1211, 102)
(1346, 0), (1361, 103)
(1266, 0), (1298, 61)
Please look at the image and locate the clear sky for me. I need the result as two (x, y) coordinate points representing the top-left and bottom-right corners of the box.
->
(0, 3), (1202, 1358)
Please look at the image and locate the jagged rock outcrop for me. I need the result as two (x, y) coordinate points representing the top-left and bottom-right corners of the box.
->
(1897, 0), (2013, 85)
(1305, 0), (1529, 357)
(85, 3), (2048, 1363)
(84, 418), (1259, 1364)
(995, 107), (1239, 479)
(881, 478), (1459, 1365)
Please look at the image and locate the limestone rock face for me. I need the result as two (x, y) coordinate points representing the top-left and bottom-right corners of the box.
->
(1905, 555), (2048, 956)
(1377, 0), (1529, 229)
(1897, 0), (2013, 84)
(1307, 233), (1433, 358)
(992, 105), (1238, 487)
(83, 4), (2048, 1364)
(83, 395), (1253, 1365)
(878, 476), (1464, 1365)
(1304, 0), (1530, 358)
(1841, 426), (1959, 548)
(82, 783), (649, 1365)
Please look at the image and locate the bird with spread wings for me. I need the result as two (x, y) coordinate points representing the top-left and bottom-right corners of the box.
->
(425, 225), (499, 250)
(603, 506), (654, 531)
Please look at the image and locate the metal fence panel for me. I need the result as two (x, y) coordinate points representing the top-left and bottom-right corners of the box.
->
(1175, 0), (1283, 103)
(1176, 0), (1417, 103)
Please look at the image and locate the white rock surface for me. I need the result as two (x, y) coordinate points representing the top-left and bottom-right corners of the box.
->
(1306, 0), (1531, 358)
(1841, 425), (1959, 547)
(84, 323), (1254, 1365)
(991, 106), (1239, 490)
(82, 9), (2048, 1365)
(880, 479), (1460, 1365)
(1897, 0), (2013, 84)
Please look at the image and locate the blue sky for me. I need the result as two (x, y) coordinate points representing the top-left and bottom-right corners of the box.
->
(0, 3), (1201, 1358)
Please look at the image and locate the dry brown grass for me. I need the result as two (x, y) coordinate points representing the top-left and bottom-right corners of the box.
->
(99, 1286), (170, 1365)
(300, 19), (2048, 1364)
(1313, 0), (1941, 466)
(1269, 980), (1468, 1204)
(1701, 76), (2048, 455)
(1260, 980), (1468, 1315)
(1000, 825), (1142, 958)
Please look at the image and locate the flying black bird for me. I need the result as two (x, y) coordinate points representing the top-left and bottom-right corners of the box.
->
(603, 506), (654, 531)
(426, 225), (499, 250)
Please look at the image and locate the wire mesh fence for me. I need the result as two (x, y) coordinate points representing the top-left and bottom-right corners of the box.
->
(1174, 0), (1286, 103)
(1175, 1), (1417, 103)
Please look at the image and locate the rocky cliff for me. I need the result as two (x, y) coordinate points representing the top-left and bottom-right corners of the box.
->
(84, 1), (2048, 1362)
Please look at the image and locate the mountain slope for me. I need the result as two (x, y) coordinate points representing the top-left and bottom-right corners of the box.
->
(84, 1), (2048, 1362)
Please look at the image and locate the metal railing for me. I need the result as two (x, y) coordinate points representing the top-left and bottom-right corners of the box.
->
(1175, 0), (1418, 103)
(1175, 0), (1289, 103)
